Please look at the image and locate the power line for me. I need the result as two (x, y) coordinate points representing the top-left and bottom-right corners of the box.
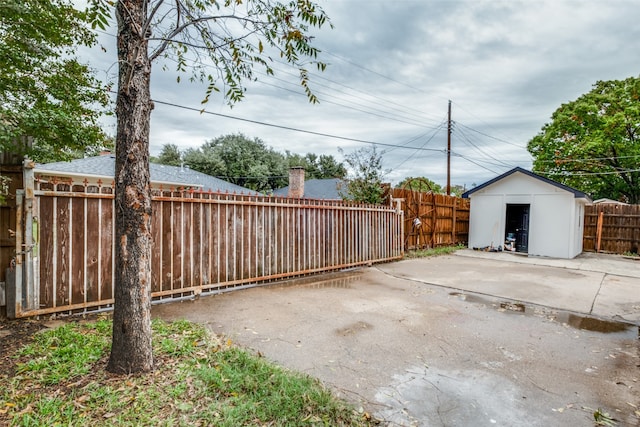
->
(321, 50), (427, 95)
(95, 25), (444, 129)
(534, 154), (640, 164)
(256, 78), (434, 129)
(455, 124), (514, 168)
(449, 151), (501, 175)
(452, 101), (526, 148)
(263, 59), (445, 126)
(389, 122), (447, 170)
(537, 168), (640, 176)
(455, 121), (525, 149)
(149, 96), (447, 153)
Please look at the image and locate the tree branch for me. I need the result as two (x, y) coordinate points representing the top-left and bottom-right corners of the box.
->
(141, 0), (165, 39)
(148, 13), (260, 61)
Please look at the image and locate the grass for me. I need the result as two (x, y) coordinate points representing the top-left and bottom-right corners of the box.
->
(1, 318), (374, 426)
(404, 244), (465, 258)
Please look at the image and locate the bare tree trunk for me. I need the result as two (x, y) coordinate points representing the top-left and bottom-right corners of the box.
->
(107, 0), (154, 374)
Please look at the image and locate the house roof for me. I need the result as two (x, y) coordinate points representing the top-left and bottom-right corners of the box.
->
(35, 155), (259, 194)
(272, 178), (343, 199)
(462, 167), (591, 200)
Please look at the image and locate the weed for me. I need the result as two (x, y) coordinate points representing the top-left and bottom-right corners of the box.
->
(594, 408), (618, 426)
(1, 319), (372, 426)
(405, 244), (465, 258)
(15, 319), (111, 385)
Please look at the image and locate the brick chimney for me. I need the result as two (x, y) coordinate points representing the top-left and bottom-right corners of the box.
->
(288, 167), (305, 198)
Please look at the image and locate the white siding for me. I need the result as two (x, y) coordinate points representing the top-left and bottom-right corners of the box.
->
(467, 171), (586, 259)
(468, 194), (504, 249)
(528, 194), (573, 258)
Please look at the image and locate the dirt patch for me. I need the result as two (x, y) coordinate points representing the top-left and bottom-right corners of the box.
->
(0, 316), (48, 377)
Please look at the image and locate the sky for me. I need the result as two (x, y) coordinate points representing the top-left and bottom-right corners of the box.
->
(83, 0), (640, 189)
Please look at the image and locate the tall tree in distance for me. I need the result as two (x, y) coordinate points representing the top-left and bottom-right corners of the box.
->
(89, 0), (331, 373)
(0, 0), (109, 160)
(396, 177), (466, 197)
(154, 134), (347, 192)
(287, 152), (347, 179)
(339, 146), (388, 204)
(527, 76), (640, 203)
(397, 177), (443, 193)
(154, 143), (182, 166)
(183, 134), (289, 192)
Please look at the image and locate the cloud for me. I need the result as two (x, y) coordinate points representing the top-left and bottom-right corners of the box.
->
(80, 0), (640, 188)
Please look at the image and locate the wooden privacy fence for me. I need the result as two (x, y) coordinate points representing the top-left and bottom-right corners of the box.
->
(390, 188), (470, 249)
(8, 165), (403, 318)
(583, 204), (640, 254)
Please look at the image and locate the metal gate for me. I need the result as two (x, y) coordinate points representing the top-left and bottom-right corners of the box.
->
(7, 161), (404, 318)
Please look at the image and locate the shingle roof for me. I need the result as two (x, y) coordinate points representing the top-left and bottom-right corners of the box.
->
(272, 178), (343, 199)
(35, 155), (258, 194)
(462, 167), (591, 200)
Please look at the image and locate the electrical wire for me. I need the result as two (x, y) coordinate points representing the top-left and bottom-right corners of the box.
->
(94, 25), (445, 129)
(388, 122), (448, 171)
(455, 121), (525, 148)
(454, 123), (515, 168)
(95, 16), (636, 178)
(148, 96), (447, 153)
(536, 168), (640, 176)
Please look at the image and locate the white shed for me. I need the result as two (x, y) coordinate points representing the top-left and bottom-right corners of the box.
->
(462, 167), (591, 259)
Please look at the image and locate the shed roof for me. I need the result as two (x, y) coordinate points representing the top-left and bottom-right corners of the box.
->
(36, 155), (259, 194)
(462, 167), (591, 200)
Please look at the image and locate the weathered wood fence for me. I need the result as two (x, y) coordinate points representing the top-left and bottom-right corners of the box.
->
(0, 150), (25, 293)
(6, 158), (638, 319)
(583, 204), (640, 254)
(390, 188), (470, 249)
(6, 163), (403, 318)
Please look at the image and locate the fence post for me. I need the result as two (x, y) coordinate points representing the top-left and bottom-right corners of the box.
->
(451, 200), (457, 244)
(430, 194), (437, 248)
(23, 158), (37, 310)
(595, 210), (604, 253)
(7, 190), (23, 318)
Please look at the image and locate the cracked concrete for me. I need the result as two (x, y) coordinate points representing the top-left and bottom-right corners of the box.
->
(153, 251), (640, 426)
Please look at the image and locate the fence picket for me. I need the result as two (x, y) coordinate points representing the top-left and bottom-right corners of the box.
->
(13, 182), (403, 317)
(584, 204), (640, 254)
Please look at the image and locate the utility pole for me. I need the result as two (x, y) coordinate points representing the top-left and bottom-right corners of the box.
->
(447, 99), (452, 195)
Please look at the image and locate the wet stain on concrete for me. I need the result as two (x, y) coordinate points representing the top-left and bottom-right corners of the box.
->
(449, 291), (494, 306)
(269, 271), (363, 290)
(449, 292), (636, 334)
(562, 314), (630, 333)
(302, 277), (357, 290)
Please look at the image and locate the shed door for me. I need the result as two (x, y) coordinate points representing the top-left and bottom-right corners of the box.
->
(505, 204), (529, 253)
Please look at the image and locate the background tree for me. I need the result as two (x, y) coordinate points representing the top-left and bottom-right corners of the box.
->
(528, 76), (640, 203)
(397, 176), (443, 193)
(396, 177), (466, 197)
(339, 146), (387, 204)
(448, 184), (466, 197)
(33, 135), (116, 164)
(182, 134), (288, 192)
(0, 0), (109, 162)
(90, 0), (331, 373)
(154, 134), (346, 192)
(286, 152), (346, 179)
(316, 154), (347, 179)
(153, 143), (182, 166)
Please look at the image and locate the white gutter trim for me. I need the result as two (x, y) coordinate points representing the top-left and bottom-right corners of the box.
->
(33, 168), (204, 189)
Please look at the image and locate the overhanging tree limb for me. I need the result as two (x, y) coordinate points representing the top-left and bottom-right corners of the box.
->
(527, 75), (640, 203)
(89, 0), (331, 374)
